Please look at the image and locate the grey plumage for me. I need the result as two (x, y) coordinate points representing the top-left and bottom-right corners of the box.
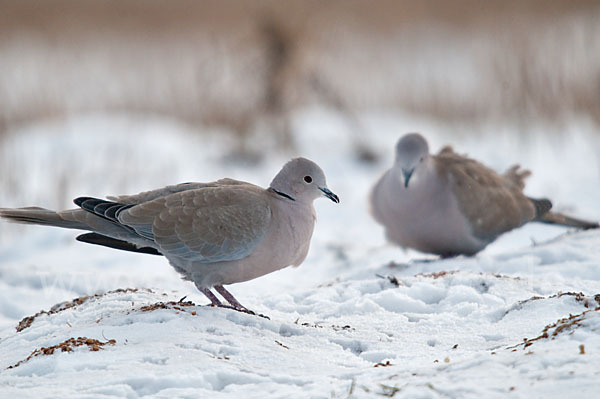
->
(370, 133), (598, 257)
(0, 157), (339, 311)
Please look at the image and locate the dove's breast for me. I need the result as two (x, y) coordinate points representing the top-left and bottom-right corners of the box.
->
(186, 199), (316, 287)
(373, 169), (486, 256)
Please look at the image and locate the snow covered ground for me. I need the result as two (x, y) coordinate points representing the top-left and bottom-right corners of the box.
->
(0, 110), (599, 398)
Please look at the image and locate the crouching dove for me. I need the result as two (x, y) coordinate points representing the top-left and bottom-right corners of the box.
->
(370, 133), (598, 257)
(0, 157), (339, 312)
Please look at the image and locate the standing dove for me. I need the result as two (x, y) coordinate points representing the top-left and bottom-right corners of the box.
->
(0, 157), (339, 311)
(370, 133), (598, 257)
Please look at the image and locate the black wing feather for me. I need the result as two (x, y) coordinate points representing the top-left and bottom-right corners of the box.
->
(73, 196), (134, 224)
(76, 233), (162, 256)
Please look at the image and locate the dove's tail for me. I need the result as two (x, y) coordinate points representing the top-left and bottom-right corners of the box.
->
(0, 207), (89, 230)
(1, 206), (163, 256)
(528, 197), (553, 219)
(527, 197), (598, 229)
(536, 211), (599, 230)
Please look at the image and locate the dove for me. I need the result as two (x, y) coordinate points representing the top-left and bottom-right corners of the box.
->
(0, 157), (339, 312)
(370, 133), (598, 257)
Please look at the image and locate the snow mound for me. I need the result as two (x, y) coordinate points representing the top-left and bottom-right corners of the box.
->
(1, 232), (600, 398)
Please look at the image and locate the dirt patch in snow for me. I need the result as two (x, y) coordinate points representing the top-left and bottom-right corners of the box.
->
(508, 304), (600, 351)
(6, 336), (116, 370)
(16, 288), (151, 332)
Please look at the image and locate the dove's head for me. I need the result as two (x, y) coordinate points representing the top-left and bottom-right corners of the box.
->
(394, 133), (430, 188)
(270, 157), (339, 204)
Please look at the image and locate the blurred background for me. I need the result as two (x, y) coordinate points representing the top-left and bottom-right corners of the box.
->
(1, 0), (600, 232)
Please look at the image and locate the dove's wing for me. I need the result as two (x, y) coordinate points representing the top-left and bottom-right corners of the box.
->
(107, 179), (245, 204)
(434, 148), (538, 241)
(114, 184), (272, 262)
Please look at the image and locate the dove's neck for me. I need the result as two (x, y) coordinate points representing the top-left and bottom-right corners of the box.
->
(269, 187), (296, 202)
(268, 188), (317, 213)
(269, 171), (298, 202)
(268, 182), (317, 204)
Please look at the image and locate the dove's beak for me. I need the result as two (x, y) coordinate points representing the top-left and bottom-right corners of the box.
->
(319, 187), (340, 203)
(402, 168), (414, 188)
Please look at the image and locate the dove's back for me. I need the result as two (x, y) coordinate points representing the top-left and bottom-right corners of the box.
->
(434, 148), (539, 242)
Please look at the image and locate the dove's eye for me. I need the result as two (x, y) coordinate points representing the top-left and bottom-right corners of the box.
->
(303, 176), (313, 184)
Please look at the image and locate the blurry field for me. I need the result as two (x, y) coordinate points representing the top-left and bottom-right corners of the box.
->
(1, 0), (599, 230)
(1, 0), (600, 131)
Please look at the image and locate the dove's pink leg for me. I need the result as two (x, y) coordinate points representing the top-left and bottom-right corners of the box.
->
(215, 285), (246, 310)
(201, 288), (223, 306)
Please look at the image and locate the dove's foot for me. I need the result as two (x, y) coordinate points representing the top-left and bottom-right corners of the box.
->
(199, 286), (270, 319)
(215, 285), (271, 319)
(219, 304), (271, 320)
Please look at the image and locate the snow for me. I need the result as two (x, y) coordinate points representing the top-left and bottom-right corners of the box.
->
(1, 110), (600, 398)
